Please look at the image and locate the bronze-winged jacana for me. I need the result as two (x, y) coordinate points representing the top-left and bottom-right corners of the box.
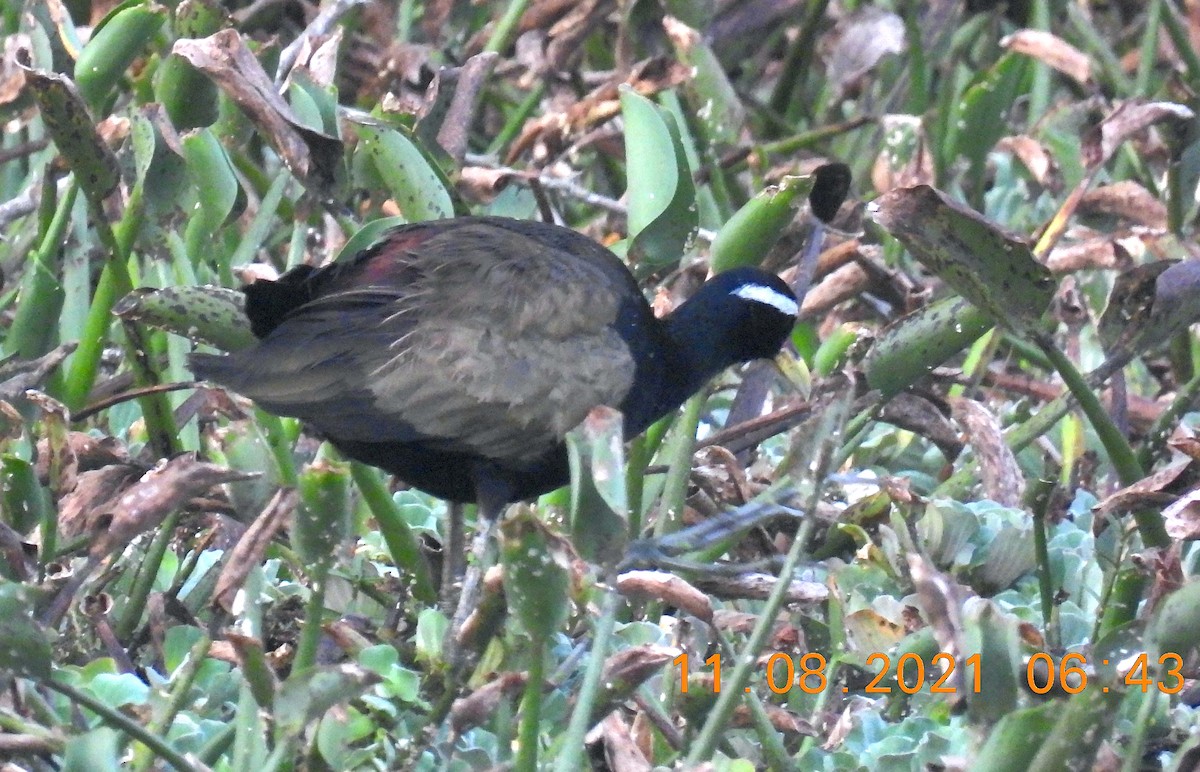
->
(190, 216), (798, 521)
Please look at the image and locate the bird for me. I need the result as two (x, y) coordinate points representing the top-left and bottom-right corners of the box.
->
(190, 216), (799, 523)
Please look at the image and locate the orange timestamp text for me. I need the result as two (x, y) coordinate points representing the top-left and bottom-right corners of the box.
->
(672, 651), (1185, 696)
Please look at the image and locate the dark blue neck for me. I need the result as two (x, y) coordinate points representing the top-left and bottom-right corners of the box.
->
(615, 293), (747, 438)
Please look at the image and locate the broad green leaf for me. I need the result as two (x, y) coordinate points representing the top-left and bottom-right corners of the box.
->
(872, 185), (1055, 334)
(113, 285), (256, 352)
(356, 122), (454, 221)
(621, 86), (697, 273)
(0, 581), (52, 680)
(501, 510), (571, 640)
(710, 175), (812, 272)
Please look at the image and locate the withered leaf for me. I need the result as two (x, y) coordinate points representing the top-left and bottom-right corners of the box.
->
(1002, 29), (1091, 85)
(450, 672), (527, 735)
(616, 570), (713, 623)
(213, 488), (297, 613)
(950, 396), (1024, 507)
(172, 30), (343, 197)
(1083, 100), (1194, 169)
(1164, 489), (1200, 541)
(88, 454), (258, 559)
(58, 463), (145, 540)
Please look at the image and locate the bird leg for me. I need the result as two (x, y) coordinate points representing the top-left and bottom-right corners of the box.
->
(439, 502), (465, 614)
(443, 467), (512, 676)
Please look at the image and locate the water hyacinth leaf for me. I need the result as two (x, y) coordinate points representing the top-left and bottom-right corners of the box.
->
(709, 175), (812, 273)
(663, 16), (744, 145)
(970, 703), (1057, 772)
(947, 53), (1029, 197)
(274, 664), (381, 741)
(863, 297), (993, 397)
(871, 185), (1055, 333)
(72, 1), (166, 109)
(1099, 260), (1200, 357)
(155, 0), (229, 129)
(62, 728), (120, 772)
(961, 599), (1020, 723)
(182, 128), (239, 249)
(114, 285), (256, 352)
(294, 458), (352, 568)
(501, 510), (571, 640)
(1147, 579), (1200, 660)
(0, 581), (52, 680)
(567, 406), (628, 566)
(14, 49), (119, 208)
(621, 86), (697, 274)
(356, 122), (454, 222)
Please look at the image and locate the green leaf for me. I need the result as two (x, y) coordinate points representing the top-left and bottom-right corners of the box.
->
(14, 51), (119, 209)
(0, 581), (53, 681)
(961, 599), (1020, 724)
(274, 664), (381, 741)
(182, 128), (240, 264)
(113, 285), (257, 352)
(1148, 579), (1200, 660)
(337, 217), (410, 264)
(72, 1), (166, 109)
(872, 185), (1056, 334)
(863, 296), (994, 397)
(294, 457), (352, 567)
(709, 175), (812, 273)
(948, 53), (1030, 202)
(567, 406), (628, 566)
(664, 16), (744, 145)
(621, 86), (698, 273)
(970, 703), (1057, 772)
(501, 510), (571, 640)
(356, 122), (454, 221)
(63, 728), (120, 772)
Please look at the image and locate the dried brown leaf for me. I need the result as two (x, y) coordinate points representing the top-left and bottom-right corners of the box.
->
(424, 52), (499, 164)
(37, 432), (128, 482)
(588, 712), (652, 772)
(1164, 489), (1200, 540)
(89, 454), (258, 558)
(25, 391), (75, 500)
(0, 34), (31, 107)
(1079, 181), (1167, 229)
(0, 343), (76, 403)
(823, 7), (905, 94)
(693, 573), (829, 604)
(907, 553), (964, 659)
(172, 30), (343, 195)
(1002, 29), (1091, 85)
(950, 397), (1024, 506)
(996, 135), (1052, 184)
(1083, 100), (1194, 169)
(1045, 238), (1120, 273)
(449, 672), (527, 735)
(213, 488), (298, 613)
(1095, 457), (1192, 518)
(58, 464), (145, 540)
(616, 570), (713, 622)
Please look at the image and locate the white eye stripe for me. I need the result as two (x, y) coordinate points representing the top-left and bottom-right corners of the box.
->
(732, 283), (798, 316)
